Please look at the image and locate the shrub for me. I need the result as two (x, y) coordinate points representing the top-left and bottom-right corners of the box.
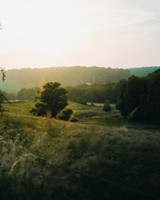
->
(30, 103), (48, 116)
(103, 100), (111, 112)
(70, 117), (78, 122)
(57, 108), (73, 121)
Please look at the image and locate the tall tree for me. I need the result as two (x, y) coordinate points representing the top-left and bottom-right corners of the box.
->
(117, 70), (160, 124)
(30, 82), (68, 117)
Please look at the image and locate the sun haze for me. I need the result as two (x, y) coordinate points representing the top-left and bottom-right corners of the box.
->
(0, 0), (160, 69)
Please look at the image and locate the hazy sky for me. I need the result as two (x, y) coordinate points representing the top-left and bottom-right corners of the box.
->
(0, 0), (160, 69)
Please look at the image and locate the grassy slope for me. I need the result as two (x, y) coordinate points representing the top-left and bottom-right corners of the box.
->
(67, 102), (124, 127)
(0, 101), (160, 200)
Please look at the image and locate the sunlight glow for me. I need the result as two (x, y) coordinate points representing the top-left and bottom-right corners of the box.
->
(0, 0), (160, 68)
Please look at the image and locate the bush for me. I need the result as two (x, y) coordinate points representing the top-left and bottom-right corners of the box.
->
(30, 103), (48, 116)
(70, 117), (78, 122)
(57, 108), (73, 121)
(103, 100), (111, 112)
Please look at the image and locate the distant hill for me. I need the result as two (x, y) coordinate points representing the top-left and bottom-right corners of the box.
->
(0, 66), (160, 92)
(129, 66), (160, 77)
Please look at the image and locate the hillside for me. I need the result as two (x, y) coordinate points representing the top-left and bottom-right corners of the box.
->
(1, 66), (159, 93)
(129, 66), (160, 77)
(0, 101), (160, 199)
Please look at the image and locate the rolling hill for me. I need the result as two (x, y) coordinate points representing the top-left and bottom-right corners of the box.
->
(0, 66), (160, 92)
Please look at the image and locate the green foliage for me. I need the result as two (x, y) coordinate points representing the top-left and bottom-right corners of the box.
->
(72, 95), (87, 105)
(30, 102), (48, 116)
(67, 83), (114, 103)
(57, 108), (73, 121)
(17, 87), (39, 100)
(103, 100), (111, 112)
(0, 91), (6, 103)
(67, 80), (128, 105)
(70, 117), (78, 122)
(1, 66), (160, 93)
(117, 70), (160, 124)
(116, 76), (146, 116)
(0, 66), (131, 92)
(30, 82), (68, 117)
(4, 91), (17, 100)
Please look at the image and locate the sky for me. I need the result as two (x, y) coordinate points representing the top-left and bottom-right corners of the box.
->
(0, 0), (160, 69)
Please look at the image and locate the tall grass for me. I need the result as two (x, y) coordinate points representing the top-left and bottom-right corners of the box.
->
(0, 101), (160, 199)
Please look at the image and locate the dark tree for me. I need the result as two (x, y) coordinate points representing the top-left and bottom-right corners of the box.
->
(30, 82), (68, 117)
(116, 76), (147, 117)
(117, 70), (160, 124)
(103, 100), (111, 112)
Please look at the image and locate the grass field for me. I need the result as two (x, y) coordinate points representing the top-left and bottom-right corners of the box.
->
(2, 100), (158, 129)
(2, 101), (124, 127)
(0, 101), (160, 200)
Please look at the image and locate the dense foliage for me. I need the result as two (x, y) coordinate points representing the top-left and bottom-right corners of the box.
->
(17, 87), (39, 100)
(117, 70), (160, 124)
(5, 79), (127, 104)
(1, 87), (39, 101)
(30, 82), (68, 117)
(71, 96), (87, 105)
(103, 100), (111, 112)
(57, 108), (73, 121)
(67, 80), (127, 104)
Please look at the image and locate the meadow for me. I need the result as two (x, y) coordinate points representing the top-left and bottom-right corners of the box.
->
(0, 101), (160, 200)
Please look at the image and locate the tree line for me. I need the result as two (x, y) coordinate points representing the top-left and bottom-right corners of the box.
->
(66, 80), (127, 104)
(3, 80), (127, 105)
(2, 66), (159, 93)
(117, 69), (160, 124)
(1, 68), (160, 124)
(0, 66), (131, 92)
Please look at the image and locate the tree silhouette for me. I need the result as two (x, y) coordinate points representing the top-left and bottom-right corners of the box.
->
(117, 70), (160, 124)
(30, 82), (68, 117)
